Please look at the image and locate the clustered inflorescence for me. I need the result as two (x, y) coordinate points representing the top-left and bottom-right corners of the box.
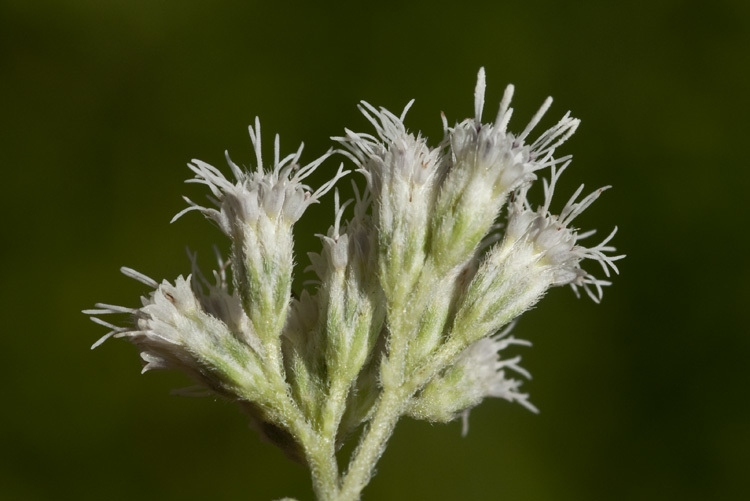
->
(85, 69), (622, 501)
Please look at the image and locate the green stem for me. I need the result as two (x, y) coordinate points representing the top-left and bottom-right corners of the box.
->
(306, 281), (516, 499)
(256, 335), (342, 501)
(304, 436), (340, 501)
(271, 388), (340, 501)
(307, 377), (353, 499)
(335, 336), (469, 500)
(336, 388), (407, 501)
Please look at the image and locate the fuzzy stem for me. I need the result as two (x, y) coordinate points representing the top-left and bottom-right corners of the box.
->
(336, 387), (407, 501)
(253, 333), (342, 501)
(334, 334), (476, 500)
(270, 388), (341, 501)
(305, 437), (340, 501)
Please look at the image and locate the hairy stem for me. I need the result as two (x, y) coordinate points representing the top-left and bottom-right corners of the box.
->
(336, 387), (407, 501)
(333, 334), (473, 500)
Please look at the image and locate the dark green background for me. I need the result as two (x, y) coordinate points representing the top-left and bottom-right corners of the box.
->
(2, 0), (748, 499)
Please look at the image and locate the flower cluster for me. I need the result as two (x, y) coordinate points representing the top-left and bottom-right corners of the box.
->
(85, 68), (622, 501)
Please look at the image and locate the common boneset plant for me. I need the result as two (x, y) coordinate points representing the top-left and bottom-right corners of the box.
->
(85, 68), (622, 501)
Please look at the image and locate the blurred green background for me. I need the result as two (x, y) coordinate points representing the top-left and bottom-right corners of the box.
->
(2, 0), (749, 499)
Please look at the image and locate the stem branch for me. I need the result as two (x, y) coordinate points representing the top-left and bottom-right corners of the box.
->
(337, 388), (407, 501)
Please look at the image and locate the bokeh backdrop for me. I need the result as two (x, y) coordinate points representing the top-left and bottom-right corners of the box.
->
(2, 0), (749, 499)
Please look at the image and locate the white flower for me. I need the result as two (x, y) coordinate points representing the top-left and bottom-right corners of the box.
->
(173, 117), (348, 233)
(311, 189), (356, 273)
(171, 118), (349, 346)
(457, 326), (539, 436)
(503, 162), (625, 302)
(335, 100), (444, 201)
(335, 102), (444, 301)
(451, 68), (580, 194)
(429, 68), (580, 271)
(186, 248), (260, 352)
(84, 266), (268, 400)
(408, 323), (537, 434)
(450, 163), (624, 354)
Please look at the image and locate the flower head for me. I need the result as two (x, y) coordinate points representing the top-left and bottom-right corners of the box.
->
(173, 117), (348, 234)
(169, 119), (349, 344)
(336, 100), (444, 199)
(84, 265), (267, 400)
(449, 68), (580, 196)
(335, 102), (444, 300)
(408, 323), (537, 434)
(427, 68), (581, 272)
(503, 162), (625, 302)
